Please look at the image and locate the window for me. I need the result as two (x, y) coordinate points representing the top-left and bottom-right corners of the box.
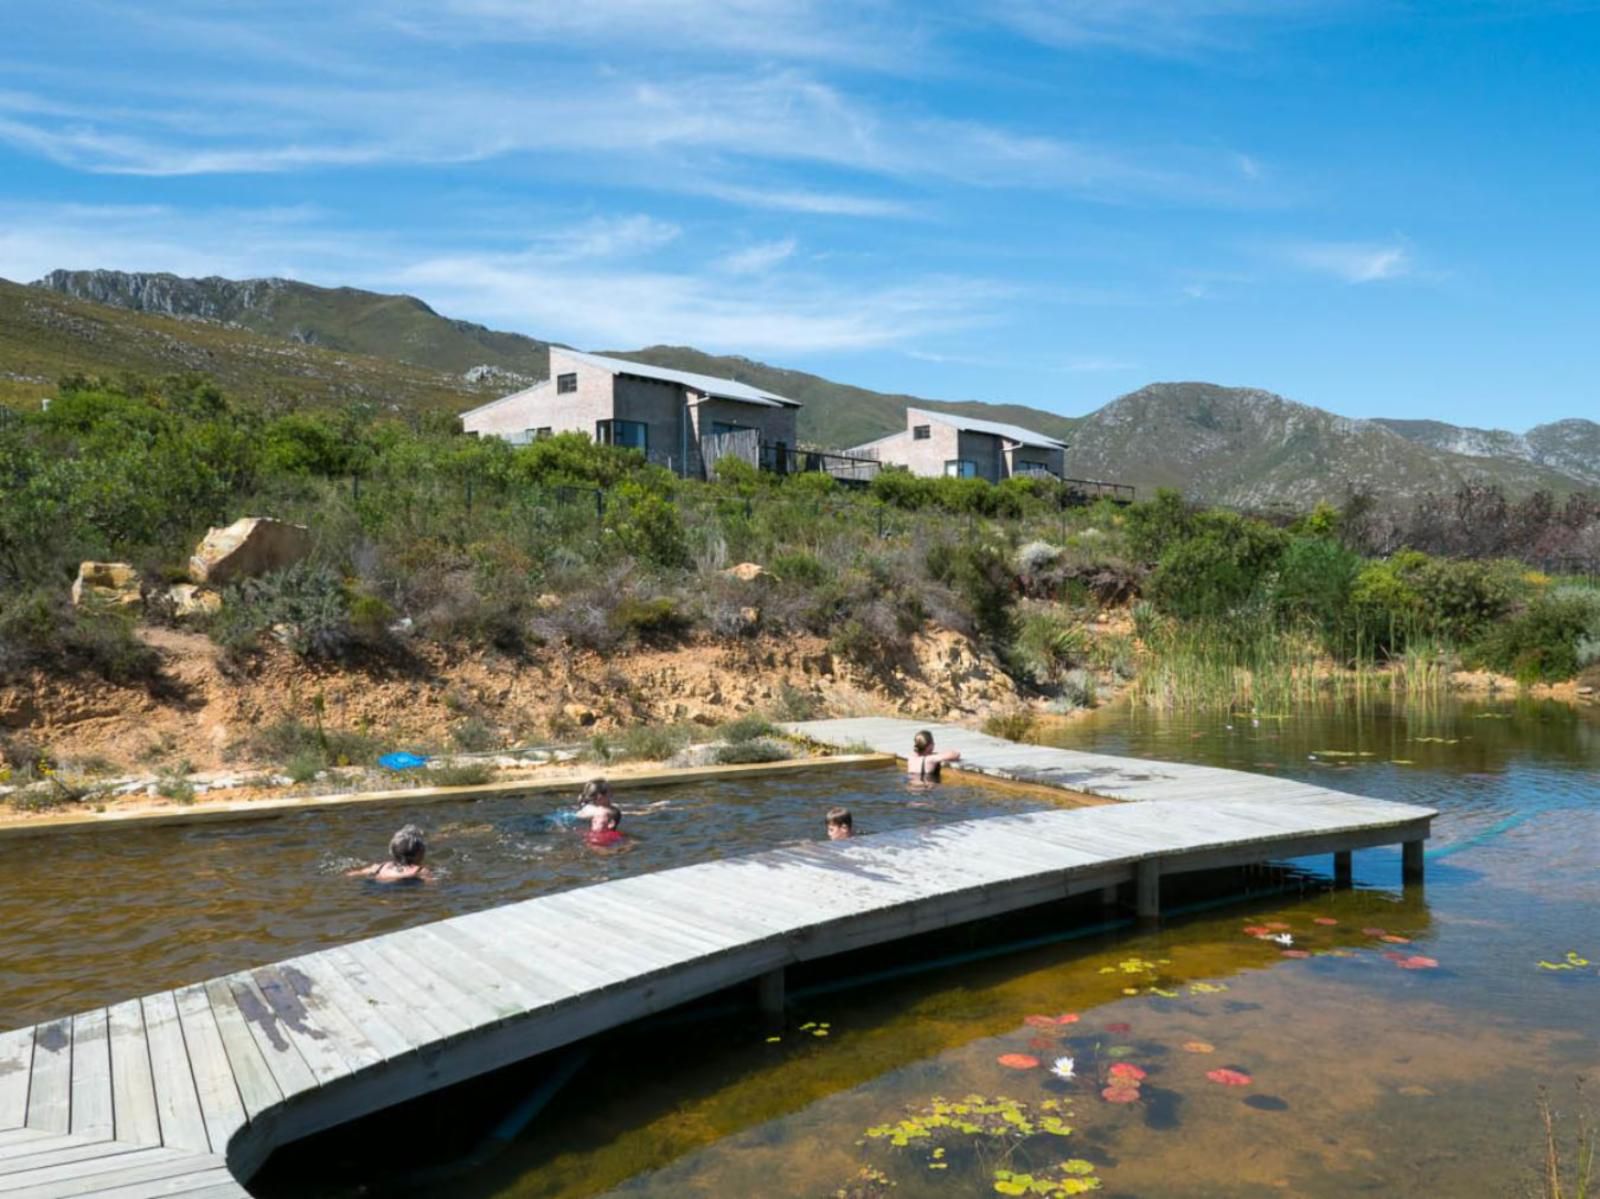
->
(556, 372), (578, 394)
(596, 419), (648, 451)
(944, 460), (978, 479)
(711, 420), (753, 436)
(912, 424), (931, 440)
(533, 427), (553, 440)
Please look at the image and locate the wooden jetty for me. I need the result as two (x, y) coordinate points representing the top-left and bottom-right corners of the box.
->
(0, 719), (1433, 1196)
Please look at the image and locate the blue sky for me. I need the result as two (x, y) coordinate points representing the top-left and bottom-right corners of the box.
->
(3, 1), (1598, 430)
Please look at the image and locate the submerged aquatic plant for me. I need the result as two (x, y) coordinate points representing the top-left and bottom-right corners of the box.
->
(993, 1160), (1102, 1196)
(1531, 1080), (1594, 1199)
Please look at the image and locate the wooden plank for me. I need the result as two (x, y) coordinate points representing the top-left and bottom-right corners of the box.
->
(402, 926), (553, 1016)
(335, 940), (478, 1043)
(107, 1001), (159, 1148)
(244, 967), (350, 1089)
(277, 955), (414, 1064)
(310, 946), (453, 1049)
(0, 1148), (219, 1197)
(0, 1133), (91, 1164)
(61, 1164), (241, 1199)
(359, 935), (506, 1031)
(0, 1029), (31, 1131)
(172, 987), (246, 1155)
(0, 1139), (138, 1177)
(198, 981), (280, 1125)
(140, 993), (208, 1154)
(253, 963), (381, 1077)
(25, 1019), (71, 1135)
(211, 976), (317, 1106)
(0, 1129), (55, 1151)
(67, 1012), (111, 1141)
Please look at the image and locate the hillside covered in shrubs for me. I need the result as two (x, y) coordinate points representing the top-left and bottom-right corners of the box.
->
(2, 374), (1599, 722)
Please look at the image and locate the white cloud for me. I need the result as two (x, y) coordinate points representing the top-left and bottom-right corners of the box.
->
(0, 200), (1005, 356)
(716, 238), (798, 275)
(985, 0), (1322, 56)
(1280, 240), (1412, 283)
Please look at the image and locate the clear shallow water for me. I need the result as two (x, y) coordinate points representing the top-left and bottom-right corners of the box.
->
(259, 696), (1600, 1199)
(0, 765), (1049, 1030)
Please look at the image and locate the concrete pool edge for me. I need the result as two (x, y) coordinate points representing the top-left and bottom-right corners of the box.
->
(0, 753), (897, 842)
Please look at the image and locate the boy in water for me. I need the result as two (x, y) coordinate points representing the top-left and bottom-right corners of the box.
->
(575, 778), (621, 832)
(347, 824), (434, 883)
(585, 804), (626, 848)
(826, 806), (854, 840)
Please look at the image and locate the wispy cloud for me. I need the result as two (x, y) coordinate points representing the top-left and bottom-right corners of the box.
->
(986, 0), (1323, 56)
(716, 238), (798, 275)
(1279, 239), (1412, 283)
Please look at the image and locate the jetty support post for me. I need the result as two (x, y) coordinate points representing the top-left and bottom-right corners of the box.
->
(1135, 859), (1161, 924)
(1333, 850), (1353, 889)
(756, 967), (785, 1021)
(1401, 839), (1425, 886)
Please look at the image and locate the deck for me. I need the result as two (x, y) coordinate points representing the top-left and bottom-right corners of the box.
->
(0, 720), (1434, 1197)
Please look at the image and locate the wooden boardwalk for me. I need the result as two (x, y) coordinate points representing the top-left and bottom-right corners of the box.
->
(0, 720), (1433, 1197)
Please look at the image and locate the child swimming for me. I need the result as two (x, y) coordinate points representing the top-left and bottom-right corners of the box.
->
(347, 824), (434, 883)
(826, 806), (854, 840)
(585, 803), (626, 848)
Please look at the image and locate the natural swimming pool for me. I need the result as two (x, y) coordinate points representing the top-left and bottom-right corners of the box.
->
(252, 696), (1600, 1198)
(0, 764), (1060, 1031)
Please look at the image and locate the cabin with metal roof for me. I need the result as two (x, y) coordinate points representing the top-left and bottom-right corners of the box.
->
(848, 407), (1068, 482)
(461, 348), (801, 478)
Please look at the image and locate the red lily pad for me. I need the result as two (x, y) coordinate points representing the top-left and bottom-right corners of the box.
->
(1028, 1037), (1054, 1051)
(1379, 934), (1412, 944)
(1382, 950), (1407, 962)
(997, 1053), (1040, 1069)
(1024, 1015), (1060, 1028)
(1263, 922), (1291, 931)
(1395, 955), (1439, 970)
(1101, 1084), (1142, 1103)
(1361, 927), (1388, 937)
(1242, 925), (1272, 936)
(1104, 1022), (1132, 1034)
(1281, 949), (1311, 959)
(1182, 1040), (1216, 1054)
(1206, 1068), (1253, 1086)
(1108, 1062), (1147, 1081)
(1056, 1013), (1080, 1024)
(1313, 917), (1339, 926)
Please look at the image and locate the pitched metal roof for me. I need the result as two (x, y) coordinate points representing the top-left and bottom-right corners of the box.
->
(562, 349), (802, 407)
(906, 407), (1067, 450)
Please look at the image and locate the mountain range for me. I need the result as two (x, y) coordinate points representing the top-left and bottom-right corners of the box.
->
(11, 269), (1598, 507)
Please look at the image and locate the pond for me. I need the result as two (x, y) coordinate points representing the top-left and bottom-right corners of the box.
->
(254, 696), (1600, 1197)
(0, 764), (1054, 1031)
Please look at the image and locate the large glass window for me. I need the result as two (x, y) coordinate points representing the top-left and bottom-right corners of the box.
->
(596, 419), (648, 450)
(944, 460), (978, 478)
(913, 424), (931, 440)
(556, 372), (578, 394)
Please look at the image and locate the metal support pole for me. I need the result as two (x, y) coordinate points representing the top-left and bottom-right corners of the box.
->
(756, 967), (785, 1020)
(1402, 840), (1425, 885)
(1333, 850), (1353, 889)
(1135, 859), (1160, 923)
(1099, 883), (1119, 909)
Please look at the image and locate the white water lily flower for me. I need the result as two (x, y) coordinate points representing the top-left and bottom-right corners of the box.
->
(1051, 1055), (1076, 1080)
(1269, 933), (1294, 947)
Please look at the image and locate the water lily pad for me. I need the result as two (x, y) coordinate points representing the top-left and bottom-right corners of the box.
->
(1313, 917), (1339, 926)
(1379, 934), (1412, 944)
(1025, 1014), (1061, 1028)
(1105, 1022), (1132, 1034)
(1104, 1045), (1137, 1058)
(1361, 927), (1388, 937)
(1206, 1068), (1253, 1086)
(997, 1053), (1040, 1069)
(1281, 949), (1311, 959)
(1182, 1040), (1215, 1054)
(1101, 1084), (1142, 1103)
(1263, 921), (1291, 931)
(765, 1035), (781, 1043)
(1244, 1094), (1289, 1111)
(1056, 1013), (1080, 1024)
(1242, 925), (1272, 936)
(1029, 1037), (1055, 1051)
(1108, 1062), (1147, 1081)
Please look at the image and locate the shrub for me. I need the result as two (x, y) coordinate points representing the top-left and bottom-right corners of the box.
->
(925, 542), (1016, 646)
(450, 716), (499, 752)
(1146, 512), (1288, 620)
(769, 682), (821, 722)
(1475, 587), (1600, 683)
(983, 708), (1036, 741)
(214, 563), (355, 659)
(285, 750), (323, 784)
(419, 762), (494, 787)
(620, 723), (691, 761)
(155, 772), (196, 804)
(713, 739), (791, 764)
(717, 714), (776, 743)
(610, 595), (693, 646)
(770, 550), (830, 588)
(1011, 611), (1085, 684)
(1057, 667), (1098, 709)
(0, 589), (160, 684)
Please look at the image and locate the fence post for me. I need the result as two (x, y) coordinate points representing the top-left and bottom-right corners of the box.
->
(465, 475), (474, 517)
(595, 488), (605, 525)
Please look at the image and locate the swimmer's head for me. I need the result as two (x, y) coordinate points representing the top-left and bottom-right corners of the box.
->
(913, 729), (935, 755)
(826, 806), (853, 840)
(579, 778), (613, 805)
(389, 824), (427, 866)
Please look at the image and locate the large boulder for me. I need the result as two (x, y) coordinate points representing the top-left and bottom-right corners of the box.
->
(166, 583), (223, 620)
(189, 517), (311, 586)
(71, 561), (142, 609)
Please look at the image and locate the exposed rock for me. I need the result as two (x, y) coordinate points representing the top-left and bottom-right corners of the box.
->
(71, 562), (142, 609)
(724, 562), (773, 584)
(562, 703), (597, 727)
(166, 583), (222, 620)
(535, 593), (562, 611)
(739, 606), (761, 628)
(189, 517), (312, 585)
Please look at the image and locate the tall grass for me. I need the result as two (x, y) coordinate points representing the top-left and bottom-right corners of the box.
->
(1128, 615), (1457, 711)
